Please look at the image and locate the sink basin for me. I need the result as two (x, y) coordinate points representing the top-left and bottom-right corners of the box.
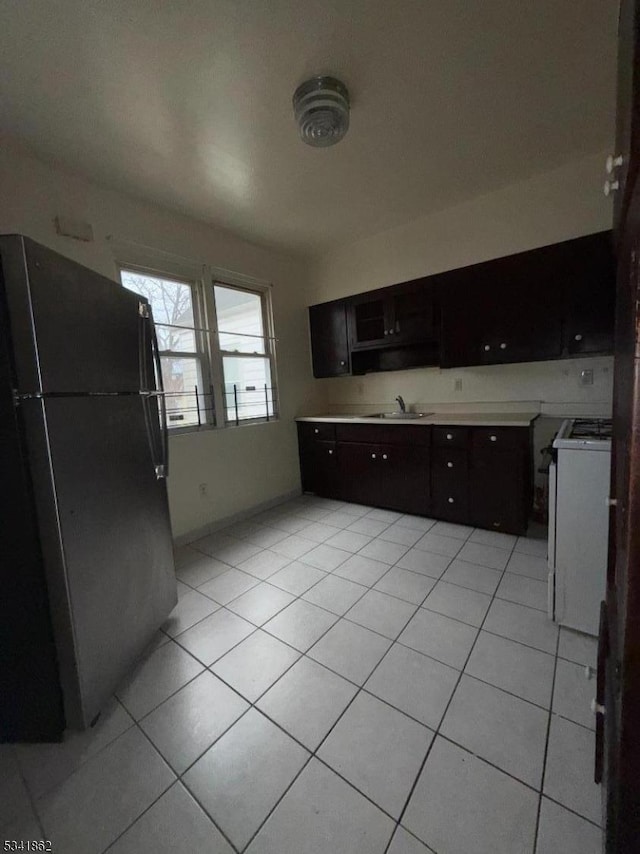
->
(369, 412), (431, 420)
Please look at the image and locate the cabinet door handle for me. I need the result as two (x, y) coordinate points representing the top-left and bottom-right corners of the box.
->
(340, 360), (346, 366)
(389, 329), (395, 335)
(483, 344), (491, 352)
(447, 461), (453, 468)
(490, 435), (497, 442)
(574, 334), (583, 341)
(448, 497), (455, 504)
(371, 453), (377, 459)
(446, 433), (453, 440)
(382, 454), (388, 460)
(500, 342), (507, 350)
(314, 428), (319, 434)
(384, 330), (389, 336)
(328, 449), (333, 455)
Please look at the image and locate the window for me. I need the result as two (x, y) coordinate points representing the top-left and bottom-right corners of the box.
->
(119, 265), (277, 431)
(214, 283), (277, 424)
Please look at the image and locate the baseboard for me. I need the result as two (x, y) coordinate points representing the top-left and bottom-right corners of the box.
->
(173, 488), (302, 547)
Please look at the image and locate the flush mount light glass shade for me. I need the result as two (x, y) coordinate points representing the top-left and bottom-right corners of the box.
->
(293, 76), (350, 147)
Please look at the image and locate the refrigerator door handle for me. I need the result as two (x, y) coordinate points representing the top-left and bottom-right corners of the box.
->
(594, 600), (608, 784)
(148, 307), (169, 480)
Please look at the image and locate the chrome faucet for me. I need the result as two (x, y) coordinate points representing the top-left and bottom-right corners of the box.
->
(395, 396), (406, 413)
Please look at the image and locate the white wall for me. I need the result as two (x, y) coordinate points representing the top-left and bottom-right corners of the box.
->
(0, 137), (319, 538)
(308, 152), (615, 421)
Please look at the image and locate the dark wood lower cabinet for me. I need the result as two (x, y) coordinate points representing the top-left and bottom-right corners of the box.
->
(469, 450), (528, 533)
(297, 421), (532, 535)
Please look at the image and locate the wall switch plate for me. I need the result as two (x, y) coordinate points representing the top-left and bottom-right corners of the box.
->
(580, 369), (594, 386)
(454, 378), (463, 391)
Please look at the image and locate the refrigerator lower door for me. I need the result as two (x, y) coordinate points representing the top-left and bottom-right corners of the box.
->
(22, 394), (176, 728)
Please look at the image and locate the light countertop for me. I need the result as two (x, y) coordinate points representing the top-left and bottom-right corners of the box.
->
(296, 412), (539, 427)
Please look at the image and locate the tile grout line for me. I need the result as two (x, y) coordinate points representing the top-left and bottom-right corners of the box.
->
(382, 533), (520, 854)
(532, 627), (562, 853)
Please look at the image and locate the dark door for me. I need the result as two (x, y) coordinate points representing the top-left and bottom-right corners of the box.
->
(469, 451), (526, 535)
(377, 443), (431, 515)
(0, 237), (144, 394)
(348, 291), (391, 350)
(387, 280), (436, 346)
(338, 442), (382, 505)
(598, 2), (640, 849)
(311, 441), (340, 497)
(308, 300), (350, 378)
(23, 394), (176, 729)
(561, 232), (616, 357)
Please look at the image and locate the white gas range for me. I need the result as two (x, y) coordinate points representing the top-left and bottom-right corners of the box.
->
(547, 418), (612, 636)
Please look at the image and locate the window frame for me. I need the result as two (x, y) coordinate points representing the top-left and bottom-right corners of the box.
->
(209, 278), (279, 427)
(116, 258), (279, 434)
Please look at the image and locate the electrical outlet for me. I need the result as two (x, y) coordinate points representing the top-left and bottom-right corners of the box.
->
(580, 369), (594, 386)
(454, 378), (463, 392)
(199, 483), (208, 497)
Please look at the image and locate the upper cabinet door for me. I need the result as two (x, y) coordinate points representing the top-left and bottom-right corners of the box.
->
(561, 231), (616, 355)
(348, 291), (391, 350)
(388, 280), (436, 345)
(308, 300), (350, 378)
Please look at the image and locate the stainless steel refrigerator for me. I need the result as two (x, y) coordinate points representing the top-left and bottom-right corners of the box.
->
(0, 235), (177, 742)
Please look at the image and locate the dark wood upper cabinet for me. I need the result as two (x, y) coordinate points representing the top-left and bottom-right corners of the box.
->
(440, 230), (614, 368)
(348, 290), (389, 350)
(347, 278), (437, 352)
(559, 231), (616, 356)
(307, 231), (615, 377)
(308, 299), (350, 378)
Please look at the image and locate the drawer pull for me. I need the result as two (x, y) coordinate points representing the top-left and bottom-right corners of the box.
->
(448, 497), (455, 504)
(574, 334), (583, 342)
(382, 454), (388, 460)
(340, 360), (346, 366)
(500, 343), (507, 350)
(446, 433), (453, 440)
(492, 521), (501, 528)
(447, 461), (453, 468)
(483, 344), (490, 352)
(328, 449), (333, 455)
(490, 435), (497, 442)
(314, 428), (319, 434)
(371, 453), (377, 459)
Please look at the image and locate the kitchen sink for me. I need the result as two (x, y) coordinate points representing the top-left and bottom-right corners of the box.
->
(369, 412), (431, 419)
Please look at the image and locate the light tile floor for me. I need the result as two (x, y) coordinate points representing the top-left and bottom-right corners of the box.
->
(2, 496), (602, 854)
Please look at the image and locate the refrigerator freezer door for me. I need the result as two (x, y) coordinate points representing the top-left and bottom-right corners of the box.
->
(23, 394), (177, 728)
(1, 235), (144, 394)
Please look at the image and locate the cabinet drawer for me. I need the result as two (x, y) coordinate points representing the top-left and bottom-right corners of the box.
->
(431, 479), (469, 523)
(471, 427), (527, 453)
(335, 423), (431, 446)
(433, 426), (469, 448)
(432, 448), (468, 476)
(299, 422), (337, 442)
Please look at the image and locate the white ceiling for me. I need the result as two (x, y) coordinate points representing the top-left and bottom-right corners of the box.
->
(0, 0), (618, 256)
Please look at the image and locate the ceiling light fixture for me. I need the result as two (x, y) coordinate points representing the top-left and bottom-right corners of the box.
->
(293, 76), (350, 148)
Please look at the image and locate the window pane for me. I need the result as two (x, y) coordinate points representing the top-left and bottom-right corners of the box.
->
(214, 284), (265, 354)
(121, 270), (197, 352)
(161, 356), (205, 428)
(223, 356), (274, 421)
